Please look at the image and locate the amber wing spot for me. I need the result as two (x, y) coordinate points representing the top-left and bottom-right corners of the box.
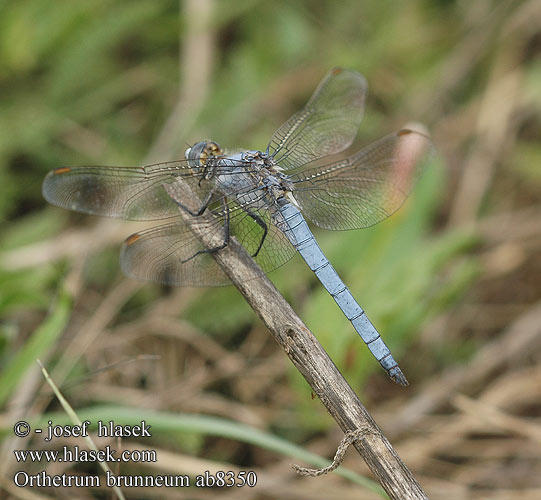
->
(397, 129), (413, 136)
(331, 67), (342, 75)
(53, 167), (72, 175)
(125, 233), (140, 246)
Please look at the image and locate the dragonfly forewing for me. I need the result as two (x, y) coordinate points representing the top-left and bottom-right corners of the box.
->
(42, 161), (216, 220)
(267, 68), (367, 170)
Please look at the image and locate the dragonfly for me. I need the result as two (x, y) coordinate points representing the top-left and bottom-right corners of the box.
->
(42, 68), (431, 385)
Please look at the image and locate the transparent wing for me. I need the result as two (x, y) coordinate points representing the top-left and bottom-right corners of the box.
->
(42, 160), (224, 221)
(120, 219), (230, 286)
(289, 129), (433, 230)
(120, 200), (296, 286)
(266, 68), (367, 170)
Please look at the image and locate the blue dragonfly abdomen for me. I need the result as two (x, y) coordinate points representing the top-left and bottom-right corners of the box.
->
(277, 202), (408, 385)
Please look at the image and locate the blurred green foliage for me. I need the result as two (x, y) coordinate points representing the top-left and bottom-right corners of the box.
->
(0, 285), (71, 406)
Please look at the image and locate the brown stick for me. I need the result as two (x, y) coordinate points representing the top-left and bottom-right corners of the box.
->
(164, 183), (429, 500)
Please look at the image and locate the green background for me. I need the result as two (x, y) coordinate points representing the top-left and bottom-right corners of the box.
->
(1, 1), (540, 498)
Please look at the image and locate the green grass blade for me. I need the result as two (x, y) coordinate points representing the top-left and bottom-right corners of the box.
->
(0, 286), (71, 406)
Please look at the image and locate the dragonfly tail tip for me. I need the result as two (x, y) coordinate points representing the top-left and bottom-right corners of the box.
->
(389, 367), (409, 387)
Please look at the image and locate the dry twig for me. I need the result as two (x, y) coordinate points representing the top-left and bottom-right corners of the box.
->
(162, 181), (429, 500)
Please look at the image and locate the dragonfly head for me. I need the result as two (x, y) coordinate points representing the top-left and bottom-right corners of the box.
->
(185, 141), (223, 174)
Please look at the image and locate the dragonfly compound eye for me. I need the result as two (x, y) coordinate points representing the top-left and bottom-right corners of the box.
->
(207, 142), (222, 155)
(186, 141), (223, 171)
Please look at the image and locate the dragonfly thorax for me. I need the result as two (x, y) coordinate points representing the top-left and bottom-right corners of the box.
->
(240, 150), (294, 200)
(207, 149), (293, 210)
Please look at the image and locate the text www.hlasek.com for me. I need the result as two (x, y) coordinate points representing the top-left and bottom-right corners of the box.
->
(14, 446), (156, 463)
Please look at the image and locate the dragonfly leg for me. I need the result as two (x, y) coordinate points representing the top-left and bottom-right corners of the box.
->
(173, 188), (215, 217)
(244, 209), (268, 257)
(180, 197), (230, 263)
